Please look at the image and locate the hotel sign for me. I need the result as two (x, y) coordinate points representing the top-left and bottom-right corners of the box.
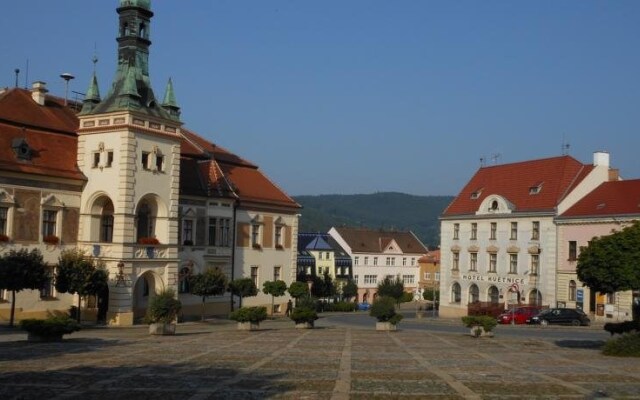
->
(461, 274), (526, 285)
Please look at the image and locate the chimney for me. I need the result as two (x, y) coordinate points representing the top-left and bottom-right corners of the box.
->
(609, 169), (620, 181)
(31, 81), (48, 106)
(593, 151), (610, 168)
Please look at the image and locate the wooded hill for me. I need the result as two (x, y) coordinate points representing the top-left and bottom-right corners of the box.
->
(294, 192), (453, 249)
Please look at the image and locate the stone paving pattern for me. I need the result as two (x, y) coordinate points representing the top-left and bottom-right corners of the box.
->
(1, 319), (639, 399)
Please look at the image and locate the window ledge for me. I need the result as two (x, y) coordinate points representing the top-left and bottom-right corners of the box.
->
(39, 297), (59, 302)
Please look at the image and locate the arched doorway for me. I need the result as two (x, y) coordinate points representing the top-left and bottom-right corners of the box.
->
(469, 284), (480, 303)
(529, 289), (542, 306)
(488, 286), (500, 304)
(132, 271), (164, 322)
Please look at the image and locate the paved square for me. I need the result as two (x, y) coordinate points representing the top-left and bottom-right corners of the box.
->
(1, 319), (639, 399)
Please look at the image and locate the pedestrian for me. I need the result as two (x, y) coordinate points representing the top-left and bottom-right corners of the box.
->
(286, 299), (293, 316)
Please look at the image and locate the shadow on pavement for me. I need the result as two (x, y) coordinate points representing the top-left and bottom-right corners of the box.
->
(554, 339), (606, 349)
(0, 337), (122, 362)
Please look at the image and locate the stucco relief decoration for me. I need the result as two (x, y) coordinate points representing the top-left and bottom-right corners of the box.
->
(467, 245), (480, 253)
(0, 189), (15, 206)
(450, 244), (461, 252)
(507, 245), (520, 253)
(41, 194), (65, 208)
(528, 245), (541, 254)
(486, 245), (499, 253)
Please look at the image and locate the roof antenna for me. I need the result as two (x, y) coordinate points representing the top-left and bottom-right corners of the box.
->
(561, 135), (570, 155)
(479, 156), (486, 167)
(14, 69), (20, 87)
(491, 153), (501, 165)
(24, 59), (29, 89)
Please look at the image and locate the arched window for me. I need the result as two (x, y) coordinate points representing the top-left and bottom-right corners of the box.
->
(451, 282), (461, 303)
(529, 289), (542, 306)
(100, 201), (114, 243)
(469, 284), (480, 303)
(488, 286), (499, 304)
(139, 23), (146, 38)
(136, 201), (156, 241)
(179, 267), (191, 294)
(122, 22), (129, 37)
(568, 280), (577, 301)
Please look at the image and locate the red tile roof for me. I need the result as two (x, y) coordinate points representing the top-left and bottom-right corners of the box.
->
(443, 156), (593, 216)
(419, 249), (440, 263)
(333, 227), (428, 254)
(560, 179), (640, 218)
(0, 88), (85, 181)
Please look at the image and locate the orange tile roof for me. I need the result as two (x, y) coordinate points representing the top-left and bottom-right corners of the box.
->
(443, 155), (593, 216)
(333, 227), (428, 254)
(560, 179), (640, 218)
(0, 88), (85, 181)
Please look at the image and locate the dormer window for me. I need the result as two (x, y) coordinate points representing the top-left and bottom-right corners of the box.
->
(470, 188), (483, 200)
(12, 138), (32, 161)
(490, 200), (499, 211)
(529, 182), (543, 195)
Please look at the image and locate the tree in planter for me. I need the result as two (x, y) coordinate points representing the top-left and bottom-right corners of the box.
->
(342, 279), (358, 302)
(21, 316), (81, 341)
(290, 296), (318, 327)
(228, 278), (258, 310)
(287, 281), (309, 306)
(0, 249), (48, 327)
(229, 306), (268, 328)
(262, 280), (288, 315)
(369, 296), (403, 325)
(377, 276), (405, 306)
(55, 249), (108, 323)
(145, 289), (182, 330)
(577, 221), (640, 319)
(189, 267), (228, 320)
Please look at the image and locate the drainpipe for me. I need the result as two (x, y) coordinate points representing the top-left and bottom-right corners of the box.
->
(230, 200), (238, 311)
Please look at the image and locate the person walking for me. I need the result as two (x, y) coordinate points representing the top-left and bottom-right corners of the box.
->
(285, 299), (293, 317)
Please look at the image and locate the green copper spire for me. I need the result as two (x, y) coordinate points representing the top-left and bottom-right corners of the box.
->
(161, 77), (180, 120)
(80, 55), (102, 114)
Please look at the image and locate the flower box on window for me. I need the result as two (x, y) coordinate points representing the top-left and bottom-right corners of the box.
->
(252, 243), (262, 249)
(43, 235), (60, 245)
(182, 240), (194, 246)
(0, 234), (9, 243)
(138, 237), (160, 245)
(275, 244), (284, 250)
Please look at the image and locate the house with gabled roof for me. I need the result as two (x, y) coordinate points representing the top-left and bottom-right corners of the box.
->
(0, 0), (299, 324)
(296, 232), (353, 289)
(328, 227), (428, 302)
(439, 153), (617, 318)
(555, 179), (640, 321)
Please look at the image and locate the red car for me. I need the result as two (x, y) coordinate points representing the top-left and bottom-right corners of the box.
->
(498, 306), (543, 325)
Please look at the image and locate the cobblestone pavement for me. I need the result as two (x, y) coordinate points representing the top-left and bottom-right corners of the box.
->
(1, 319), (639, 399)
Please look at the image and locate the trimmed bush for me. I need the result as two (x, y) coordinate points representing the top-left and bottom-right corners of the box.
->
(144, 289), (182, 324)
(401, 292), (414, 303)
(461, 315), (498, 332)
(229, 306), (268, 323)
(325, 301), (357, 312)
(290, 307), (318, 324)
(604, 321), (640, 337)
(602, 333), (640, 357)
(20, 316), (81, 338)
(370, 296), (404, 325)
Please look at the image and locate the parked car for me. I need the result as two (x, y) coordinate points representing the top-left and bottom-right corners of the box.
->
(357, 302), (371, 311)
(527, 308), (590, 326)
(497, 306), (544, 325)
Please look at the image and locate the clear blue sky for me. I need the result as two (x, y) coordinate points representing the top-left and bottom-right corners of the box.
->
(2, 1), (639, 196)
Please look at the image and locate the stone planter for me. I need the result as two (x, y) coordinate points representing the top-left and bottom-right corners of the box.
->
(149, 323), (176, 335)
(27, 333), (63, 342)
(469, 326), (494, 338)
(376, 321), (398, 331)
(295, 321), (314, 329)
(237, 322), (260, 331)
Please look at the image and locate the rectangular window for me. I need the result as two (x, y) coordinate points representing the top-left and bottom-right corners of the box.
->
(182, 220), (193, 244)
(40, 268), (55, 299)
(425, 272), (431, 280)
(106, 151), (114, 167)
(453, 223), (459, 239)
(373, 257), (378, 266)
(510, 222), (518, 240)
(402, 257), (407, 266)
(251, 266), (259, 286)
(141, 152), (150, 170)
(318, 252), (323, 260)
(435, 272), (440, 281)
(568, 241), (577, 261)
(509, 254), (518, 274)
(354, 275), (359, 284)
(532, 221), (540, 240)
(42, 210), (57, 237)
(471, 223), (477, 240)
(93, 152), (100, 168)
(531, 254), (539, 275)
(364, 256), (368, 265)
(386, 257), (391, 266)
(402, 275), (414, 284)
(354, 256), (359, 265)
(100, 215), (114, 243)
(469, 252), (477, 271)
(208, 218), (217, 246)
(391, 258), (395, 266)
(364, 275), (377, 284)
(273, 266), (281, 281)
(452, 252), (459, 270)
(275, 225), (283, 248)
(326, 252), (330, 259)
(0, 206), (8, 235)
(251, 224), (261, 248)
(411, 258), (415, 266)
(155, 154), (164, 172)
(489, 253), (497, 272)
(490, 222), (497, 240)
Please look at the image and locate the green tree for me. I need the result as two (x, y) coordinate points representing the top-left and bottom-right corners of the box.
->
(311, 272), (336, 299)
(228, 278), (258, 310)
(288, 281), (309, 305)
(190, 267), (228, 320)
(55, 249), (108, 323)
(0, 249), (47, 327)
(577, 221), (640, 314)
(342, 280), (358, 301)
(377, 276), (405, 306)
(262, 280), (288, 315)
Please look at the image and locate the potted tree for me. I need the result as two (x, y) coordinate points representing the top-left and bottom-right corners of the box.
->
(462, 315), (497, 338)
(229, 306), (268, 331)
(21, 316), (81, 342)
(370, 296), (403, 331)
(144, 289), (182, 335)
(290, 297), (318, 329)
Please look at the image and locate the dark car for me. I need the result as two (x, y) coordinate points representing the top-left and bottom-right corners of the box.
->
(498, 306), (544, 325)
(527, 308), (590, 326)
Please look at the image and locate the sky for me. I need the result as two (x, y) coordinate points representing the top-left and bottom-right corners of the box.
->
(1, 1), (639, 196)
